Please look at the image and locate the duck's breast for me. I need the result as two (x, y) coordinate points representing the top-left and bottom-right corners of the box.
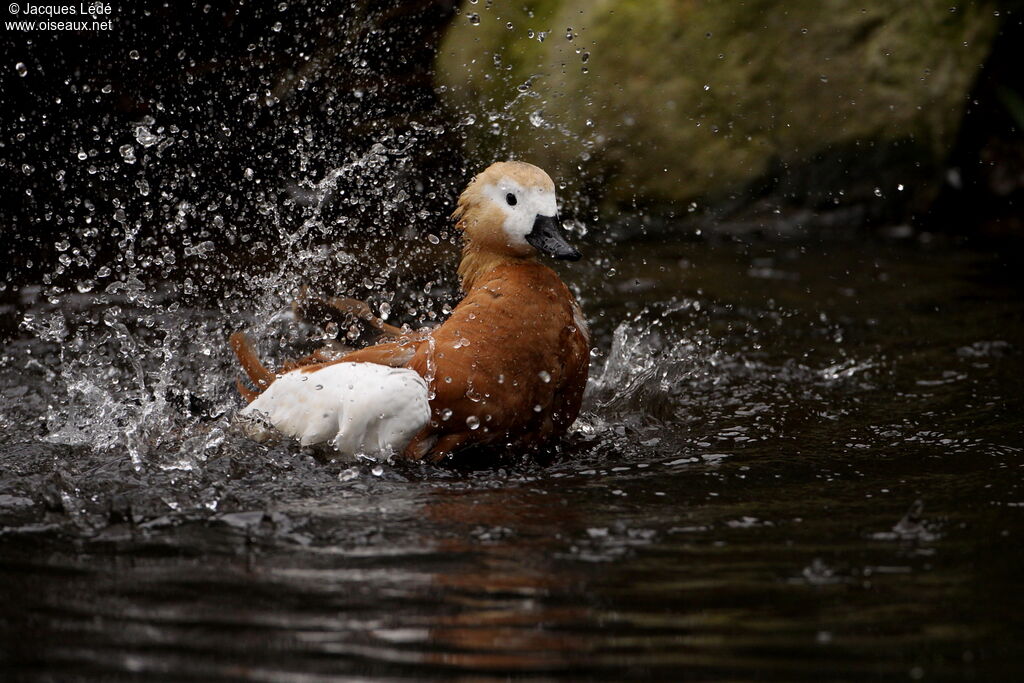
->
(413, 263), (589, 444)
(239, 362), (430, 458)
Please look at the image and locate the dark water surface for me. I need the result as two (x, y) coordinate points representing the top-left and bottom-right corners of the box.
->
(1, 239), (1023, 680)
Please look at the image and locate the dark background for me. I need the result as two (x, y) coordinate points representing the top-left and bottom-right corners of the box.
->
(1, 0), (1022, 298)
(1, 1), (462, 300)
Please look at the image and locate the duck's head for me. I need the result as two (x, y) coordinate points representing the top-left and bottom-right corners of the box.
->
(452, 161), (580, 262)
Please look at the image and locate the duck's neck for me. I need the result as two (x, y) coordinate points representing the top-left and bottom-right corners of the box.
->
(457, 244), (532, 292)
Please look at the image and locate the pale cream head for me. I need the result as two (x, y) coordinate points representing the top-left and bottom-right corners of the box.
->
(453, 161), (577, 260)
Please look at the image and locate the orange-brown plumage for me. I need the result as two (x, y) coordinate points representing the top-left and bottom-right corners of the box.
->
(230, 161), (589, 462)
(400, 259), (589, 460)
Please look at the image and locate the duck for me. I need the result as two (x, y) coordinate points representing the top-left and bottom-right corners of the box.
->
(230, 160), (590, 462)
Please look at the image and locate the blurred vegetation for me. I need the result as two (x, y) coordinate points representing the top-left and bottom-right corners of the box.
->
(438, 0), (1017, 235)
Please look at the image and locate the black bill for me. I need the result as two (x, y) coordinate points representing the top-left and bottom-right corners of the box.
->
(525, 214), (581, 261)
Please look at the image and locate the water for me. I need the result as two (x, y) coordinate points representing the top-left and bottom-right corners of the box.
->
(2, 236), (1022, 680)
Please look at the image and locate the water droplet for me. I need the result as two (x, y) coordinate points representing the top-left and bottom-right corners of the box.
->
(873, 187), (883, 197)
(427, 233), (440, 245)
(467, 13), (480, 25)
(379, 302), (391, 320)
(371, 464), (384, 476)
(134, 124), (160, 148)
(129, 50), (140, 60)
(119, 144), (136, 164)
(533, 404), (543, 412)
(15, 62), (27, 77)
(466, 415), (480, 430)
(440, 408), (453, 421)
(539, 370), (551, 383)
(897, 183), (905, 191)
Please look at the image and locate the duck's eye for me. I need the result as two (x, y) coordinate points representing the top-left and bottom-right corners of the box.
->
(506, 193), (517, 206)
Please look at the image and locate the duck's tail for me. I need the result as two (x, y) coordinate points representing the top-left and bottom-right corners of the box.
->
(230, 331), (276, 403)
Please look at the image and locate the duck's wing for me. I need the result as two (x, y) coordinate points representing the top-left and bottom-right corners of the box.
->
(292, 291), (415, 346)
(239, 362), (431, 455)
(230, 332), (276, 402)
(338, 340), (419, 368)
(324, 296), (409, 338)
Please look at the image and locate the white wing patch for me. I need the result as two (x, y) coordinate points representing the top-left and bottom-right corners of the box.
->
(238, 362), (430, 459)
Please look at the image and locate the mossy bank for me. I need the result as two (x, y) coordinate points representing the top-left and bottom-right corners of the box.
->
(436, 1), (999, 233)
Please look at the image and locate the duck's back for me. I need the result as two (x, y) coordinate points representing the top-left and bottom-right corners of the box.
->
(408, 262), (589, 457)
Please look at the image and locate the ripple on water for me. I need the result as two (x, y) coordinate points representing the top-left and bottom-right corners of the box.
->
(1, 242), (1023, 679)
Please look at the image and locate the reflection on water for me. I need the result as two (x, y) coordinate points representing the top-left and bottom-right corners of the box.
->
(1, 239), (1023, 679)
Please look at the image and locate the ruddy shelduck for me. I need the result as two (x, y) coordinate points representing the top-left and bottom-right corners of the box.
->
(231, 161), (590, 462)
